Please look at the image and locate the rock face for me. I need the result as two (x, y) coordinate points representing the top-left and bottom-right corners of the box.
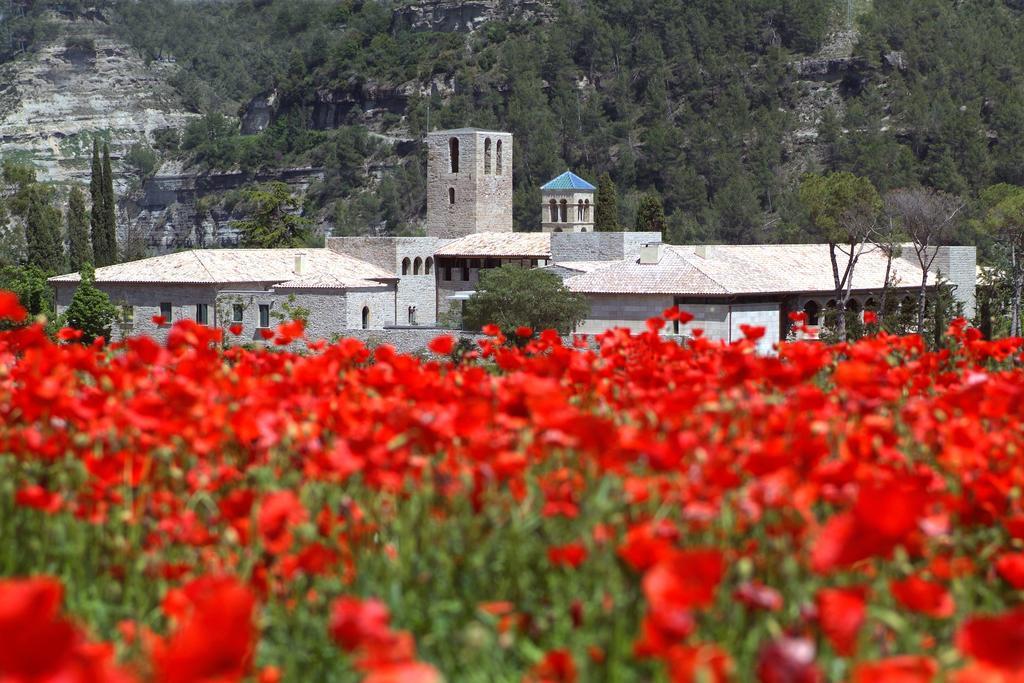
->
(391, 0), (553, 33)
(0, 12), (198, 191)
(129, 163), (326, 253)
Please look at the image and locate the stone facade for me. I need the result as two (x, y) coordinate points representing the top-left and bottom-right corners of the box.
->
(54, 281), (397, 344)
(927, 246), (977, 318)
(550, 231), (661, 262)
(326, 236), (451, 325)
(576, 295), (778, 353)
(541, 190), (594, 233)
(424, 129), (513, 237)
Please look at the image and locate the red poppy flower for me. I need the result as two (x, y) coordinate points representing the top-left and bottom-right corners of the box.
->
(996, 553), (1024, 589)
(734, 580), (783, 612)
(0, 290), (27, 322)
(258, 328), (275, 340)
(329, 597), (393, 652)
(816, 586), (867, 656)
(547, 543), (588, 569)
(151, 315), (166, 326)
(57, 327), (83, 341)
(756, 636), (821, 683)
(152, 575), (257, 683)
(851, 656), (936, 683)
(863, 310), (878, 325)
(229, 323), (244, 335)
(643, 548), (724, 612)
(890, 575), (954, 618)
(427, 335), (455, 355)
(524, 649), (576, 683)
(257, 491), (307, 555)
(957, 607), (1024, 671)
(515, 326), (533, 338)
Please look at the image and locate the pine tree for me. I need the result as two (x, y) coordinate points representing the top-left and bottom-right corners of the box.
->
(101, 143), (118, 265)
(89, 139), (108, 266)
(66, 186), (92, 271)
(24, 185), (65, 274)
(634, 193), (666, 234)
(594, 173), (619, 232)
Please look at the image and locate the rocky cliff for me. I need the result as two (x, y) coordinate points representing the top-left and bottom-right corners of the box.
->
(0, 11), (197, 191)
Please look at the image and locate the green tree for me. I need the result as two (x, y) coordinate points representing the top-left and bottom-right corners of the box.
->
(100, 143), (118, 265)
(0, 264), (53, 322)
(979, 184), (1024, 336)
(22, 184), (65, 274)
(63, 263), (117, 344)
(634, 193), (666, 234)
(594, 173), (619, 232)
(232, 182), (313, 248)
(66, 186), (92, 271)
(89, 139), (110, 266)
(462, 265), (589, 337)
(799, 172), (882, 341)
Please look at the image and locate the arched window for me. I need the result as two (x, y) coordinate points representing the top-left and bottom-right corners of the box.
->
(577, 200), (584, 221)
(554, 227), (563, 233)
(361, 306), (370, 329)
(495, 140), (503, 175)
(401, 257), (411, 275)
(584, 199), (590, 221)
(559, 199), (568, 223)
(549, 199), (558, 222)
(408, 306), (417, 325)
(581, 227), (587, 232)
(484, 138), (492, 174)
(847, 299), (862, 313)
(413, 257), (422, 274)
(448, 187), (455, 205)
(449, 137), (459, 173)
(803, 300), (820, 326)
(425, 257), (433, 275)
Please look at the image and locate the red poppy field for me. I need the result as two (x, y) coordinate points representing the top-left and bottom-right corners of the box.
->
(4, 291), (1024, 682)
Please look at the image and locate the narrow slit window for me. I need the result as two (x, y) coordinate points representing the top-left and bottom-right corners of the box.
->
(484, 138), (492, 174)
(449, 137), (459, 173)
(495, 140), (503, 175)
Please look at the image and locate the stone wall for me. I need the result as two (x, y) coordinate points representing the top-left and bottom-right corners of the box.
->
(55, 282), (236, 342)
(575, 293), (674, 335)
(729, 302), (781, 355)
(550, 231), (662, 262)
(327, 236), (450, 325)
(929, 246), (977, 318)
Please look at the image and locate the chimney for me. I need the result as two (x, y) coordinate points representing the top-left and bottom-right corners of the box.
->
(639, 242), (664, 265)
(695, 244), (716, 259)
(293, 254), (304, 275)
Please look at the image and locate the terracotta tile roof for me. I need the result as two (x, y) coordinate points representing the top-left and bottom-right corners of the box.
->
(49, 249), (396, 288)
(565, 243), (932, 296)
(434, 232), (551, 258)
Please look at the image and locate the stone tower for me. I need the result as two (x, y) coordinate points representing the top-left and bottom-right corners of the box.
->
(424, 128), (513, 238)
(540, 171), (596, 233)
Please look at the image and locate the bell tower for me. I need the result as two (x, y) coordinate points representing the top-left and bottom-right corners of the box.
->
(424, 128), (513, 238)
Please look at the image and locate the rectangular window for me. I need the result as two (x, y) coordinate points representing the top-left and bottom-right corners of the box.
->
(232, 304), (244, 323)
(259, 304), (270, 328)
(121, 305), (134, 324)
(444, 266), (452, 281)
(470, 258), (481, 268)
(196, 304), (209, 325)
(159, 302), (172, 324)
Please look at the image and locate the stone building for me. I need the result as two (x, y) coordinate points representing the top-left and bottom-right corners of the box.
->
(540, 171), (595, 233)
(559, 243), (976, 355)
(50, 249), (397, 343)
(424, 128), (513, 238)
(49, 125), (980, 353)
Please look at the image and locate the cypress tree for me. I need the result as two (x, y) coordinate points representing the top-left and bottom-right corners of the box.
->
(89, 139), (108, 265)
(101, 143), (118, 265)
(594, 173), (619, 232)
(24, 185), (65, 274)
(66, 186), (92, 271)
(634, 193), (666, 234)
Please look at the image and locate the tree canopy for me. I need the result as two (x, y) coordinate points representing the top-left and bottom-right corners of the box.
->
(462, 265), (589, 337)
(232, 182), (313, 248)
